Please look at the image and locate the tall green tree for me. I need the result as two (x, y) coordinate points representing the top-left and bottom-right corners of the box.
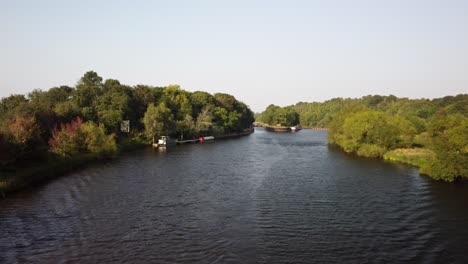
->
(0, 94), (27, 121)
(94, 80), (130, 132)
(422, 115), (468, 181)
(143, 102), (174, 144)
(73, 71), (103, 120)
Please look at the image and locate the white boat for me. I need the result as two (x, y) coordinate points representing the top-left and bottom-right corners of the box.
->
(154, 136), (176, 148)
(290, 125), (302, 132)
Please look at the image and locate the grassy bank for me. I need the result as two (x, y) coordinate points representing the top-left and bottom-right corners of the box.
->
(0, 138), (146, 198)
(383, 148), (435, 168)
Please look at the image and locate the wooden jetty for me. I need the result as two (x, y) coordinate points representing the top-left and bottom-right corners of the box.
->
(154, 128), (254, 147)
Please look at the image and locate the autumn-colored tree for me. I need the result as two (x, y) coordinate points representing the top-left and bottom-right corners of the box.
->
(49, 117), (84, 157)
(8, 115), (40, 146)
(49, 117), (117, 157)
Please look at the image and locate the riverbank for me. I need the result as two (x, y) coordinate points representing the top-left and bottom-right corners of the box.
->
(253, 122), (327, 131)
(337, 144), (466, 182)
(0, 131), (254, 198)
(215, 128), (254, 139)
(383, 148), (435, 169)
(175, 128), (254, 144)
(0, 138), (147, 198)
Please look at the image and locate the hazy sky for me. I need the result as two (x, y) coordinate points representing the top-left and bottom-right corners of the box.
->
(1, 0), (467, 111)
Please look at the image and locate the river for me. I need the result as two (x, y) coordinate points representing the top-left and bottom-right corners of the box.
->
(1, 128), (468, 263)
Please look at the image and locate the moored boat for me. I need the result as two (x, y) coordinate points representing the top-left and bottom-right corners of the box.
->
(265, 125), (292, 132)
(290, 125), (302, 132)
(153, 136), (176, 148)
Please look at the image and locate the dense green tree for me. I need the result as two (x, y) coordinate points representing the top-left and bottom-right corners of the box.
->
(0, 94), (27, 121)
(73, 71), (103, 119)
(329, 110), (417, 157)
(28, 86), (73, 110)
(0, 71), (254, 169)
(177, 114), (195, 140)
(195, 106), (214, 133)
(214, 93), (237, 111)
(236, 102), (255, 129)
(143, 102), (175, 144)
(257, 105), (299, 127)
(54, 101), (80, 122)
(260, 104), (280, 125)
(421, 115), (468, 181)
(213, 107), (241, 132)
(130, 85), (163, 130)
(94, 81), (130, 132)
(191, 91), (215, 117)
(342, 111), (396, 156)
(80, 121), (117, 156)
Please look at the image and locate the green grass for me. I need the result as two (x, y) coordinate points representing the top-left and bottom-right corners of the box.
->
(383, 148), (435, 168)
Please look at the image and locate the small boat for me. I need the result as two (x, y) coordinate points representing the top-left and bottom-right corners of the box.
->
(153, 136), (176, 148)
(265, 125), (292, 132)
(290, 125), (302, 132)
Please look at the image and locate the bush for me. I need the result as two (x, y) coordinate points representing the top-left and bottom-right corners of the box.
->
(357, 144), (387, 158)
(49, 118), (116, 157)
(80, 122), (117, 156)
(420, 161), (459, 182)
(49, 117), (84, 157)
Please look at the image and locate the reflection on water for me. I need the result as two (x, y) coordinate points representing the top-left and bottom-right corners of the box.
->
(1, 128), (468, 263)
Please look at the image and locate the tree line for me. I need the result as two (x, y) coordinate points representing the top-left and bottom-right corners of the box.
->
(254, 105), (300, 126)
(256, 95), (468, 181)
(0, 71), (254, 167)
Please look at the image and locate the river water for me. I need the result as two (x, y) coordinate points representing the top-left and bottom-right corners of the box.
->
(1, 128), (468, 263)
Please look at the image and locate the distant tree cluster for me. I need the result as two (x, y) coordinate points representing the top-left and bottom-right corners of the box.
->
(256, 94), (468, 182)
(256, 105), (300, 126)
(0, 71), (254, 167)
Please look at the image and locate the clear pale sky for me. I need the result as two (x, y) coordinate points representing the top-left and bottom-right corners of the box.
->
(1, 0), (467, 112)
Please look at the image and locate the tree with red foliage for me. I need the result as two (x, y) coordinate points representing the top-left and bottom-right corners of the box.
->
(8, 115), (40, 146)
(49, 117), (84, 157)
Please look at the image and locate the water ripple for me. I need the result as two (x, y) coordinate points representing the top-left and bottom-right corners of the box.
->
(1, 129), (468, 263)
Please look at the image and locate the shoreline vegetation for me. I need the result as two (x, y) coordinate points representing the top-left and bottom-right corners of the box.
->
(0, 71), (255, 197)
(0, 131), (254, 197)
(1, 73), (466, 196)
(256, 95), (467, 182)
(0, 137), (147, 197)
(383, 148), (435, 170)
